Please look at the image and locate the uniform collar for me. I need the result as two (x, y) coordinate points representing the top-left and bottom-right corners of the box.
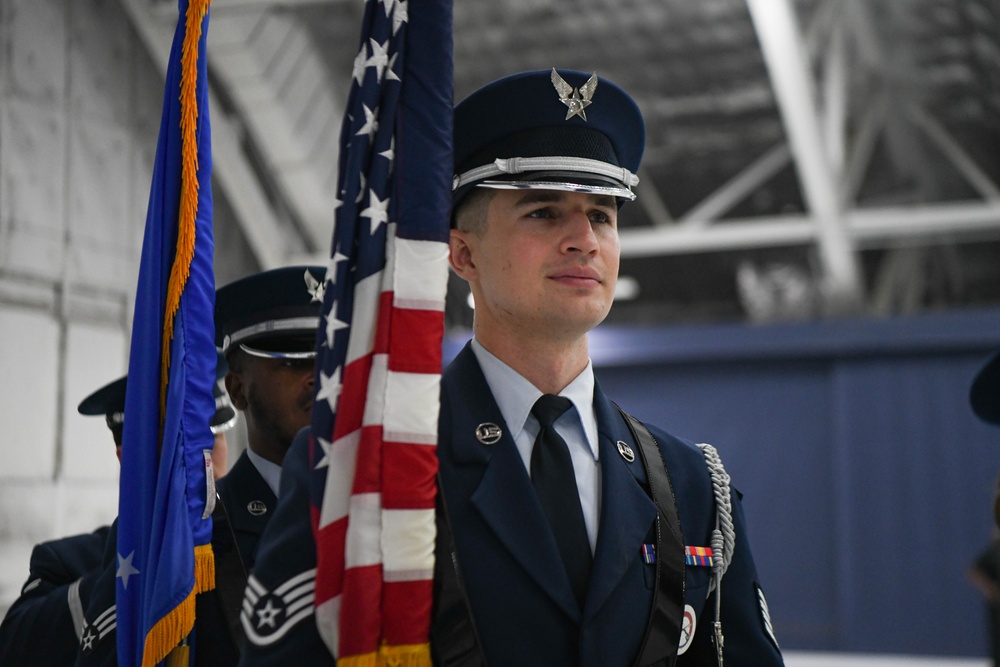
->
(470, 338), (598, 460)
(246, 447), (282, 497)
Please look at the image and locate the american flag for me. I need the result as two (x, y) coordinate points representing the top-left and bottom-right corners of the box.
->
(308, 0), (453, 663)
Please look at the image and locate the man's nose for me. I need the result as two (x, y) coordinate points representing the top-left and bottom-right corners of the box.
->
(563, 212), (599, 254)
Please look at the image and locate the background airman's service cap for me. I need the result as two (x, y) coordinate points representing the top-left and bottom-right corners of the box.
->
(78, 376), (128, 434)
(215, 266), (325, 360)
(453, 68), (645, 209)
(210, 355), (238, 435)
(78, 352), (236, 436)
(971, 351), (1000, 425)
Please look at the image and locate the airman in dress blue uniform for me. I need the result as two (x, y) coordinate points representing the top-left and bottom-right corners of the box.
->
(239, 69), (784, 666)
(72, 266), (324, 666)
(0, 359), (235, 667)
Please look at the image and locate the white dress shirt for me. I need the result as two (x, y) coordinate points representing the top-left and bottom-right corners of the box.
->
(246, 447), (282, 498)
(470, 339), (602, 553)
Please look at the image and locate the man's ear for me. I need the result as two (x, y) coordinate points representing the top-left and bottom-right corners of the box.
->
(449, 230), (476, 279)
(225, 371), (249, 411)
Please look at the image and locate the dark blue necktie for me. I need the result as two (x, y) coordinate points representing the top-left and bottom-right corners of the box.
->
(530, 394), (592, 606)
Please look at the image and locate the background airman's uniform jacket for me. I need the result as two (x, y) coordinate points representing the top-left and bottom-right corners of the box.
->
(0, 527), (109, 666)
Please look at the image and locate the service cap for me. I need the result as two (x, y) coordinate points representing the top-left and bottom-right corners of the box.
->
(453, 68), (645, 209)
(215, 266), (325, 360)
(78, 352), (236, 436)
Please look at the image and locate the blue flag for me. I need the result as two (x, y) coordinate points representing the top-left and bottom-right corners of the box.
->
(117, 1), (217, 665)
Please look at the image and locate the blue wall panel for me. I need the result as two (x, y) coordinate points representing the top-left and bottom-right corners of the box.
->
(585, 309), (1000, 656)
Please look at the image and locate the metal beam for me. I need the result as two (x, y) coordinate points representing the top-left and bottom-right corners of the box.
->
(746, 0), (864, 311)
(209, 9), (343, 251)
(678, 143), (791, 227)
(118, 0), (294, 270)
(620, 200), (1000, 257)
(636, 168), (676, 228)
(906, 104), (1000, 201)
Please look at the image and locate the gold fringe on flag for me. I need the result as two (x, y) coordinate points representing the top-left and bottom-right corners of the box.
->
(379, 644), (432, 667)
(139, 545), (215, 667)
(338, 644), (432, 667)
(143, 2), (214, 666)
(194, 543), (216, 594)
(141, 588), (195, 667)
(160, 0), (211, 418)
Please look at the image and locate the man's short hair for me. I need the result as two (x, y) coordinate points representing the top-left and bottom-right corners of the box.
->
(453, 187), (493, 235)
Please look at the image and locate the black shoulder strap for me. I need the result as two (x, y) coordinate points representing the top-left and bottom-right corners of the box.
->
(615, 405), (685, 667)
(212, 495), (250, 651)
(430, 475), (488, 667)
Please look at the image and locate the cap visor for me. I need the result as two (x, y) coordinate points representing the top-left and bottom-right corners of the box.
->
(478, 179), (636, 201)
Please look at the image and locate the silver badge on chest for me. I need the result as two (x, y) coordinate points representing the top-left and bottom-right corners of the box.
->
(247, 500), (268, 516)
(475, 423), (502, 445)
(616, 440), (636, 462)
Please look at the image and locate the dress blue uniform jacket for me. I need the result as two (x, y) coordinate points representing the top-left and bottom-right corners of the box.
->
(240, 344), (783, 665)
(0, 526), (109, 666)
(73, 451), (276, 666)
(437, 344), (783, 665)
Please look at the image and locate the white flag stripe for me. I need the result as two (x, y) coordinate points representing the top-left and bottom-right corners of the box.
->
(383, 568), (434, 583)
(382, 431), (438, 446)
(381, 224), (398, 292)
(383, 371), (441, 438)
(345, 492), (384, 568)
(319, 430), (361, 528)
(394, 238), (450, 303)
(394, 297), (446, 311)
(315, 595), (339, 656)
(362, 353), (389, 428)
(344, 270), (382, 366)
(381, 508), (436, 574)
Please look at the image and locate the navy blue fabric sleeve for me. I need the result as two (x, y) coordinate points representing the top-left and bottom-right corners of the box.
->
(238, 427), (335, 666)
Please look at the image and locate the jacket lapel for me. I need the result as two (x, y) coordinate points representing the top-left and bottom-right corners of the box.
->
(219, 452), (276, 538)
(584, 385), (657, 618)
(445, 344), (582, 620)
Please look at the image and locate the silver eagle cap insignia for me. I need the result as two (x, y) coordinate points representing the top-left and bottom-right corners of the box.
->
(304, 269), (325, 303)
(551, 69), (598, 121)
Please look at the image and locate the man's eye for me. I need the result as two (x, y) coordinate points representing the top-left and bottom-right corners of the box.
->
(590, 211), (613, 224)
(527, 207), (554, 219)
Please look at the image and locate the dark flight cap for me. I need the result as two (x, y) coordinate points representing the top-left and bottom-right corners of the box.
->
(215, 266), (325, 359)
(78, 352), (236, 436)
(971, 351), (1000, 425)
(452, 68), (645, 208)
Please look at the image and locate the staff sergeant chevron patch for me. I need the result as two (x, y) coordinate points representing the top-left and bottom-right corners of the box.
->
(241, 569), (317, 647)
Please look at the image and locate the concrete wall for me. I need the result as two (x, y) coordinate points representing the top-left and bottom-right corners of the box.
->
(0, 0), (266, 618)
(0, 0), (161, 616)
